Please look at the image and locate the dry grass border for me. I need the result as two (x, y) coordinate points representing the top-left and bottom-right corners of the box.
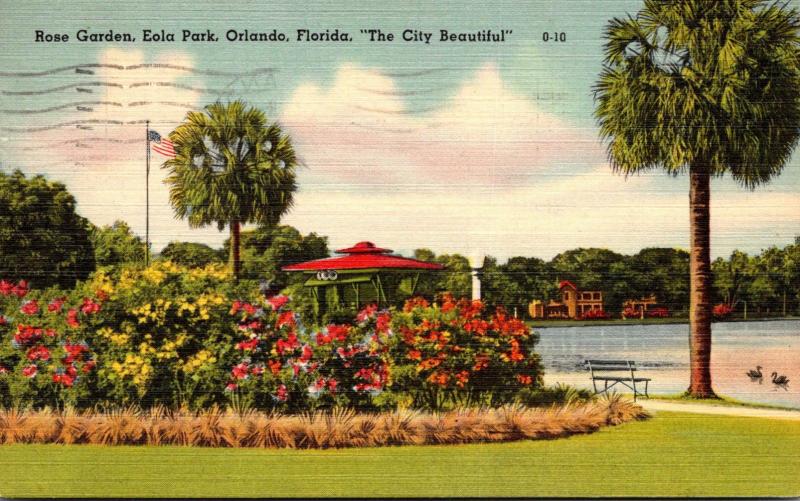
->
(0, 395), (647, 449)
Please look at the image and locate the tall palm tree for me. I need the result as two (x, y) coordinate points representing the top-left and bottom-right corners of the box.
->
(163, 101), (297, 280)
(594, 0), (800, 397)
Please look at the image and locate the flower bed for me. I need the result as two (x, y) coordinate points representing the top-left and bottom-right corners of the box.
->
(1, 267), (544, 413)
(0, 395), (647, 448)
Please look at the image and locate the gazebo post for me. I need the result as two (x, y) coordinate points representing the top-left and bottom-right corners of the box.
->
(409, 272), (420, 296)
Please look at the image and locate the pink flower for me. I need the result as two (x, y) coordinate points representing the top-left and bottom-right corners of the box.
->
(0, 365), (8, 374)
(22, 364), (38, 378)
(266, 295), (289, 311)
(225, 383), (238, 392)
(20, 300), (39, 315)
(232, 362), (249, 380)
(274, 384), (288, 401)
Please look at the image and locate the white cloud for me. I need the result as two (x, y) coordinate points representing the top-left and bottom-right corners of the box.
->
(280, 63), (800, 259)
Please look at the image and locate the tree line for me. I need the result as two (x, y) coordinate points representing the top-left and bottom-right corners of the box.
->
(1, 169), (797, 319)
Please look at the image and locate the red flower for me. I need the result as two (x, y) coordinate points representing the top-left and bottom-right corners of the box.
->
(407, 350), (422, 361)
(517, 374), (533, 385)
(267, 359), (282, 375)
(0, 365), (8, 374)
(327, 378), (338, 393)
(48, 297), (66, 313)
(12, 280), (29, 298)
(276, 332), (300, 355)
(242, 303), (257, 316)
(266, 295), (289, 311)
(230, 300), (243, 315)
(80, 298), (101, 315)
(232, 362), (249, 380)
(63, 342), (88, 363)
(356, 304), (378, 322)
(66, 309), (80, 328)
(299, 344), (314, 363)
(20, 300), (39, 315)
(275, 384), (288, 402)
(316, 332), (332, 346)
(0, 280), (13, 296)
(22, 364), (38, 378)
(250, 365), (264, 376)
(53, 372), (75, 387)
(236, 338), (259, 351)
(0, 315), (6, 326)
(276, 311), (296, 329)
(225, 382), (238, 392)
(14, 324), (43, 347)
(326, 324), (350, 342)
(82, 360), (96, 373)
(26, 345), (50, 361)
(95, 289), (109, 302)
(376, 313), (391, 334)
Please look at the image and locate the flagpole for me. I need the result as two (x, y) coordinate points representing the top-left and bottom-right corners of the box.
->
(145, 120), (150, 267)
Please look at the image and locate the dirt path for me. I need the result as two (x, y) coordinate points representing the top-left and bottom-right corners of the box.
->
(638, 399), (800, 420)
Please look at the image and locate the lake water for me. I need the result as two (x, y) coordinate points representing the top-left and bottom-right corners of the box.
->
(536, 320), (800, 409)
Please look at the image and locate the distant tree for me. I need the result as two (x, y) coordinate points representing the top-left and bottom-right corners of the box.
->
(712, 250), (753, 309)
(627, 248), (690, 314)
(0, 170), (95, 288)
(163, 100), (298, 280)
(481, 257), (526, 315)
(594, 0), (800, 397)
(410, 250), (471, 300)
(90, 220), (147, 268)
(159, 241), (223, 268)
(223, 224), (329, 288)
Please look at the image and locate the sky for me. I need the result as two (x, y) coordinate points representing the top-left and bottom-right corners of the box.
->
(0, 0), (798, 261)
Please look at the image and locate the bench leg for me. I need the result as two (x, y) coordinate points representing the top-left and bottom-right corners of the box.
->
(632, 379), (637, 402)
(645, 380), (649, 399)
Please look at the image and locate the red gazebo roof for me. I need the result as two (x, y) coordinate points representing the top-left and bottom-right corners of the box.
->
(282, 241), (444, 271)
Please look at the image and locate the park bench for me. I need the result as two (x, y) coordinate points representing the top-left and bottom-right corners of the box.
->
(584, 359), (650, 401)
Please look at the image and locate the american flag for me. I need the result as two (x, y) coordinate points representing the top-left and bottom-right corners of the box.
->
(148, 130), (176, 157)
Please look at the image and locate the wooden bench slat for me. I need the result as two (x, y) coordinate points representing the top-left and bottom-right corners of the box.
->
(586, 365), (635, 371)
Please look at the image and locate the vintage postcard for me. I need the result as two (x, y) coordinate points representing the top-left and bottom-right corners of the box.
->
(0, 0), (798, 498)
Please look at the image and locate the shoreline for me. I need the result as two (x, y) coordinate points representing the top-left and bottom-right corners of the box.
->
(529, 316), (800, 328)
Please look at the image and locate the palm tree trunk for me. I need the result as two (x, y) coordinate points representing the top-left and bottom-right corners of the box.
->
(688, 167), (716, 398)
(230, 219), (241, 281)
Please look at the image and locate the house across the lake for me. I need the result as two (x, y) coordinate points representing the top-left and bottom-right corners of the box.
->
(529, 280), (604, 319)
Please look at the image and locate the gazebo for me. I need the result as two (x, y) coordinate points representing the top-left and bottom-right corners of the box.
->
(282, 241), (444, 317)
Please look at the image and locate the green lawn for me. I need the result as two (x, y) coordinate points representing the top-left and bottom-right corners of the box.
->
(1, 411), (798, 498)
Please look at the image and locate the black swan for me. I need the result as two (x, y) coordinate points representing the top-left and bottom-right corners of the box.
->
(771, 372), (790, 390)
(746, 366), (763, 379)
